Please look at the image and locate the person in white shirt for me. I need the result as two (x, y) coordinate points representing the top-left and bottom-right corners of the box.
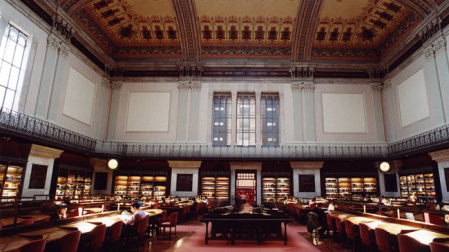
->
(327, 200), (336, 212)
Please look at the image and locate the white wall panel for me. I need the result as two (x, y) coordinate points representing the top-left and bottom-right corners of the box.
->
(126, 92), (170, 132)
(397, 69), (429, 127)
(322, 93), (366, 133)
(63, 67), (96, 125)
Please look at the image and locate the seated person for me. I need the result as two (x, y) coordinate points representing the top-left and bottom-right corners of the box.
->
(312, 203), (329, 236)
(50, 203), (68, 220)
(122, 202), (147, 235)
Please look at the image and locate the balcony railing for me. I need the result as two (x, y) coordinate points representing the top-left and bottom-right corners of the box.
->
(1, 107), (448, 160)
(0, 108), (96, 152)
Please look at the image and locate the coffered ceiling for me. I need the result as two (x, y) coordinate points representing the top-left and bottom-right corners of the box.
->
(26, 0), (449, 75)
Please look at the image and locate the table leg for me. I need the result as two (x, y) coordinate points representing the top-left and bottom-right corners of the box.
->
(284, 221), (288, 245)
(205, 221), (209, 245)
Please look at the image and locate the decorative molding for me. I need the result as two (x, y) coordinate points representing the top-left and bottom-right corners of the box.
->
(434, 37), (447, 55)
(370, 83), (383, 93)
(29, 144), (63, 159)
(59, 44), (70, 58)
(290, 161), (324, 170)
(383, 79), (392, 89)
(101, 77), (110, 88)
(291, 83), (302, 93)
(302, 82), (315, 93)
(424, 43), (435, 60)
(190, 82), (202, 91)
(47, 34), (61, 52)
(110, 81), (123, 90)
(178, 81), (191, 91)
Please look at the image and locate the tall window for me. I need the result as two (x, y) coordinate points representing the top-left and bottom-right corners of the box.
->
(237, 93), (255, 146)
(261, 93), (279, 146)
(213, 93), (232, 146)
(0, 24), (27, 110)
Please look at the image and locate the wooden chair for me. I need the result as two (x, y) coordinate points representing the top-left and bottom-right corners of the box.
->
(326, 214), (336, 238)
(87, 224), (107, 252)
(375, 228), (394, 252)
(334, 216), (345, 242)
(359, 222), (375, 252)
(15, 239), (46, 252)
(160, 212), (178, 239)
(58, 230), (81, 252)
(343, 219), (359, 251)
(424, 212), (443, 226)
(430, 241), (449, 252)
(397, 233), (429, 252)
(136, 215), (149, 245)
(105, 220), (123, 250)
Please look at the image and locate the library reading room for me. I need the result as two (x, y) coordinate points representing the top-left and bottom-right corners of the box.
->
(2, 0), (449, 252)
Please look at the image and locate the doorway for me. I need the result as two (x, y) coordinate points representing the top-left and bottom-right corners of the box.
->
(236, 171), (256, 205)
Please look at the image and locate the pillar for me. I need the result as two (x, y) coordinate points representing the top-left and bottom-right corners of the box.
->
(371, 83), (386, 142)
(176, 81), (190, 142)
(106, 81), (122, 140)
(188, 82), (201, 142)
(291, 83), (303, 142)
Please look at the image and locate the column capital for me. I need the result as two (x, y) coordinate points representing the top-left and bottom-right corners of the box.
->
(178, 81), (191, 91)
(102, 77), (110, 88)
(291, 82), (302, 93)
(429, 149), (449, 162)
(110, 81), (123, 90)
(190, 81), (202, 91)
(434, 37), (447, 56)
(30, 37), (38, 50)
(59, 44), (70, 58)
(47, 34), (61, 52)
(383, 79), (391, 89)
(370, 83), (383, 93)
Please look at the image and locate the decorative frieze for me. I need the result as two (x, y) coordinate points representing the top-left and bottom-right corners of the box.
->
(291, 82), (315, 93)
(383, 79), (391, 89)
(47, 35), (60, 52)
(178, 81), (202, 91)
(59, 44), (70, 58)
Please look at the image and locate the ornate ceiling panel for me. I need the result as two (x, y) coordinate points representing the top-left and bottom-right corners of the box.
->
(32, 0), (447, 65)
(74, 0), (182, 58)
(311, 0), (419, 61)
(195, 0), (301, 58)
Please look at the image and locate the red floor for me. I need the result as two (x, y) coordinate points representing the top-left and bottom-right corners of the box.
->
(117, 217), (353, 252)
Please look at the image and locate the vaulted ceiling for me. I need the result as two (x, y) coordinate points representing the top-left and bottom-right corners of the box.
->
(27, 0), (449, 76)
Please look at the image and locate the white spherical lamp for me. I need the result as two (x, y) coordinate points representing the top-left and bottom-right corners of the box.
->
(379, 162), (390, 172)
(107, 159), (119, 170)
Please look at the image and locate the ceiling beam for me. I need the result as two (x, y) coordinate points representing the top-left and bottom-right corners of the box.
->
(291, 0), (323, 62)
(172, 0), (201, 62)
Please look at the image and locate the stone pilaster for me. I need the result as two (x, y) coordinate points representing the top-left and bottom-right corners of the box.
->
(188, 81), (202, 142)
(291, 82), (303, 142)
(371, 83), (386, 142)
(176, 81), (190, 142)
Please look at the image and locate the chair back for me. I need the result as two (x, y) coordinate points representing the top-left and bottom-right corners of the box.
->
(168, 212), (179, 226)
(424, 212), (443, 225)
(335, 216), (344, 233)
(137, 215), (149, 236)
(397, 233), (428, 252)
(430, 241), (449, 252)
(159, 210), (167, 223)
(375, 228), (391, 252)
(59, 230), (81, 252)
(110, 220), (123, 242)
(90, 224), (107, 250)
(15, 239), (46, 252)
(326, 214), (335, 231)
(359, 223), (371, 247)
(18, 218), (34, 226)
(343, 220), (354, 239)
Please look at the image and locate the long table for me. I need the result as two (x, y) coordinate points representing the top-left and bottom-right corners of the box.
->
(200, 211), (293, 245)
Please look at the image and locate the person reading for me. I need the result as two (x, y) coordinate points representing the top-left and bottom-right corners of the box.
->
(122, 202), (147, 235)
(50, 203), (68, 220)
